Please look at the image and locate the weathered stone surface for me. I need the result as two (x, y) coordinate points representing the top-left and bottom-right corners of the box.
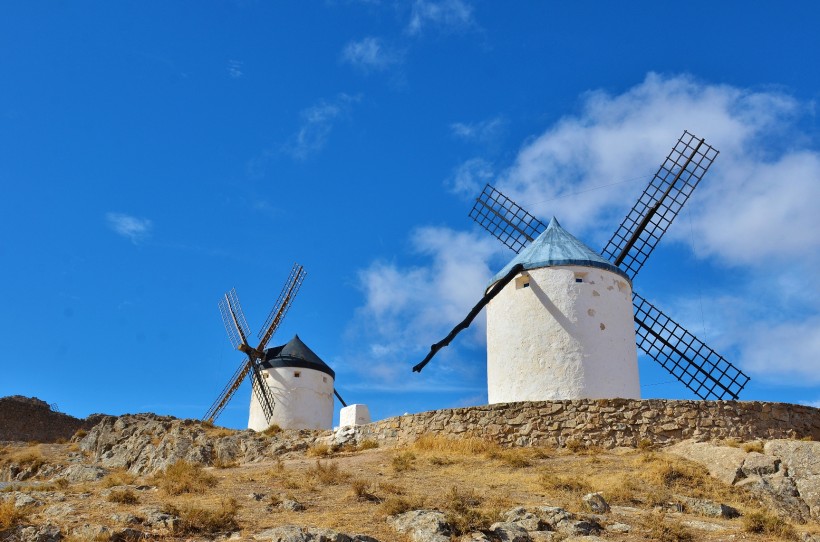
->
(110, 528), (148, 541)
(72, 524), (111, 540)
(503, 507), (546, 531)
(280, 498), (307, 512)
(388, 510), (450, 542)
(60, 464), (108, 483)
(139, 506), (180, 530)
(741, 452), (779, 476)
(253, 526), (373, 542)
(489, 521), (530, 542)
(459, 533), (492, 541)
(607, 522), (630, 533)
(14, 524), (62, 542)
(673, 495), (739, 519)
(582, 492), (609, 513)
(765, 439), (820, 520)
(666, 441), (746, 485)
(42, 502), (75, 519)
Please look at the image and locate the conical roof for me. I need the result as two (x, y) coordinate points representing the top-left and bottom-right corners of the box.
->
(261, 335), (335, 379)
(489, 217), (630, 287)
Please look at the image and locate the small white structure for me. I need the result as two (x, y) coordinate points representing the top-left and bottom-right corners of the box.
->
(248, 335), (335, 431)
(339, 404), (371, 427)
(486, 217), (640, 403)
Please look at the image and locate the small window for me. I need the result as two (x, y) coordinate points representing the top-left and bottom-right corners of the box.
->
(574, 272), (588, 283)
(294, 371), (301, 378)
(575, 278), (583, 283)
(515, 275), (531, 290)
(322, 376), (327, 383)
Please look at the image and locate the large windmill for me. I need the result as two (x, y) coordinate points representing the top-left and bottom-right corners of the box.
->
(414, 131), (750, 401)
(203, 263), (306, 426)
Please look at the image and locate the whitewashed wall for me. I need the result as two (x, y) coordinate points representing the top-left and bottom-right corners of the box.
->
(248, 367), (334, 431)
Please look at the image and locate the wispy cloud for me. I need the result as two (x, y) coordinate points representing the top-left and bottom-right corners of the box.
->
(347, 72), (820, 391)
(407, 0), (476, 35)
(450, 116), (506, 144)
(284, 93), (360, 160)
(227, 60), (243, 79)
(341, 37), (400, 72)
(106, 212), (152, 244)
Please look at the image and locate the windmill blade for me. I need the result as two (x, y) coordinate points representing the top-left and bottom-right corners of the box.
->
(249, 361), (276, 423)
(469, 184), (547, 254)
(602, 131), (719, 281)
(256, 263), (307, 351)
(632, 292), (749, 400)
(219, 288), (252, 349)
(413, 263), (524, 373)
(203, 358), (252, 423)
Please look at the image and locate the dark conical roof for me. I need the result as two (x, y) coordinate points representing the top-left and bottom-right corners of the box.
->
(489, 217), (630, 286)
(261, 335), (335, 379)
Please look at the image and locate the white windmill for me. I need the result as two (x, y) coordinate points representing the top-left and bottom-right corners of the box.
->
(414, 131), (750, 402)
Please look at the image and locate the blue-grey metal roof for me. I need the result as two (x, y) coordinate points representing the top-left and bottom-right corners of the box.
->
(489, 217), (630, 286)
(261, 334), (335, 379)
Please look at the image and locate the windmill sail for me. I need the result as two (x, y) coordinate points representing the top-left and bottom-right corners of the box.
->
(469, 184), (546, 253)
(601, 131), (719, 281)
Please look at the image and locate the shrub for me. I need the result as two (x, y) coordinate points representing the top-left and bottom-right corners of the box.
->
(73, 429), (88, 440)
(350, 479), (380, 502)
(638, 512), (693, 542)
(646, 460), (707, 490)
(0, 500), (27, 531)
(380, 495), (425, 517)
(391, 451), (416, 472)
(167, 499), (239, 535)
(742, 511), (798, 539)
(153, 460), (218, 495)
(306, 461), (349, 485)
(637, 438), (654, 451)
(429, 456), (455, 466)
(102, 470), (137, 488)
(742, 441), (764, 453)
(564, 439), (584, 453)
(538, 472), (592, 495)
(108, 489), (139, 504)
(357, 439), (379, 451)
(262, 424), (282, 437)
(307, 443), (332, 457)
(440, 486), (493, 535)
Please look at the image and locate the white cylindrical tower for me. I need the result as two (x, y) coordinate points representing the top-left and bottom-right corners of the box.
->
(486, 217), (640, 403)
(248, 335), (335, 431)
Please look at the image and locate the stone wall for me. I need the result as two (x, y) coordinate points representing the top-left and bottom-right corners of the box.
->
(0, 396), (100, 443)
(352, 399), (820, 448)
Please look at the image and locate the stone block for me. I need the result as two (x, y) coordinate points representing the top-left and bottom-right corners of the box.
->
(339, 404), (371, 427)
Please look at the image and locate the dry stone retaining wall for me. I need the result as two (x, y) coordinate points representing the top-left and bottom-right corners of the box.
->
(0, 396), (100, 443)
(353, 399), (820, 448)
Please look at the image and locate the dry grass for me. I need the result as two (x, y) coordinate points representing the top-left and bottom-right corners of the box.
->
(391, 451), (417, 472)
(307, 443), (333, 458)
(262, 424), (282, 437)
(357, 439), (379, 451)
(2, 447), (45, 472)
(412, 434), (501, 455)
(101, 469), (137, 488)
(638, 512), (694, 542)
(306, 461), (350, 485)
(379, 495), (426, 517)
(438, 486), (495, 535)
(152, 460), (218, 495)
(166, 498), (239, 535)
(743, 441), (765, 453)
(107, 489), (139, 504)
(0, 500), (28, 531)
(742, 511), (798, 539)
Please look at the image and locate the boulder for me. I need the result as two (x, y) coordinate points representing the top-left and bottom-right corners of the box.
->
(253, 526), (374, 542)
(582, 493), (609, 513)
(59, 464), (108, 482)
(673, 495), (739, 519)
(765, 440), (820, 520)
(489, 521), (530, 541)
(666, 441), (746, 485)
(503, 507), (546, 531)
(388, 510), (451, 542)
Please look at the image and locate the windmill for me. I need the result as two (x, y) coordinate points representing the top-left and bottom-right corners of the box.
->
(203, 263), (306, 426)
(414, 131), (750, 401)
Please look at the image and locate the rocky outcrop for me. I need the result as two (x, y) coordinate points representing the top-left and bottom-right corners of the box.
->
(0, 396), (102, 443)
(78, 414), (323, 474)
(252, 525), (379, 541)
(669, 439), (820, 522)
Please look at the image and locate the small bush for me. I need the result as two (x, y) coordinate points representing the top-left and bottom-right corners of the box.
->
(0, 500), (28, 531)
(743, 441), (764, 453)
(637, 438), (654, 451)
(357, 439), (379, 451)
(306, 461), (349, 485)
(723, 438), (742, 448)
(539, 472), (592, 495)
(391, 451), (416, 472)
(212, 457), (239, 469)
(645, 460), (707, 490)
(102, 470), (137, 488)
(167, 499), (239, 535)
(53, 478), (70, 489)
(73, 429), (88, 440)
(429, 456), (456, 466)
(412, 434), (500, 455)
(307, 443), (332, 457)
(440, 486), (493, 535)
(377, 481), (405, 495)
(108, 489), (139, 504)
(262, 424), (282, 436)
(492, 449), (532, 468)
(350, 479), (380, 502)
(153, 460), (218, 495)
(380, 495), (425, 517)
(742, 511), (798, 539)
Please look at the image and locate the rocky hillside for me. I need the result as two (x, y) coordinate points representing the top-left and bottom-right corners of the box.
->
(1, 403), (820, 541)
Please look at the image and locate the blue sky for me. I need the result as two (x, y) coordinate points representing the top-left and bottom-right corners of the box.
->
(2, 2), (819, 429)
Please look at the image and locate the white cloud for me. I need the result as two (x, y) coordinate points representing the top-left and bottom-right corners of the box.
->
(341, 37), (400, 72)
(284, 94), (360, 160)
(450, 116), (506, 144)
(227, 60), (243, 78)
(349, 72), (820, 391)
(407, 0), (476, 35)
(106, 213), (152, 244)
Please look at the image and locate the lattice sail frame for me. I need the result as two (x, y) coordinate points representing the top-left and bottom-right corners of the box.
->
(601, 131), (719, 281)
(465, 132), (749, 401)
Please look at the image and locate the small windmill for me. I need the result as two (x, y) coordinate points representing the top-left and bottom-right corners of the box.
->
(414, 131), (750, 401)
(203, 263), (306, 425)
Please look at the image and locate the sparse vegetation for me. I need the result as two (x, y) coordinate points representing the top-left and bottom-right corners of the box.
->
(306, 460), (349, 485)
(638, 512), (694, 542)
(439, 486), (494, 535)
(107, 488), (139, 504)
(538, 471), (593, 495)
(307, 443), (332, 457)
(0, 500), (28, 531)
(72, 429), (88, 440)
(412, 434), (500, 455)
(167, 499), (239, 535)
(101, 469), (137, 488)
(262, 424), (282, 436)
(153, 460), (218, 495)
(743, 440), (765, 453)
(380, 495), (426, 517)
(391, 451), (416, 472)
(357, 439), (379, 451)
(742, 510), (798, 539)
(350, 478), (380, 502)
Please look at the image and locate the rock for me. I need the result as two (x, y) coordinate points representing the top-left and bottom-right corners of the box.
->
(503, 507), (546, 531)
(72, 524), (111, 540)
(388, 510), (451, 542)
(666, 440), (747, 485)
(253, 525), (366, 541)
(42, 502), (74, 519)
(249, 492), (266, 501)
(110, 513), (142, 526)
(680, 519), (730, 532)
(489, 521), (530, 542)
(60, 464), (108, 482)
(4, 492), (40, 508)
(736, 472), (811, 522)
(139, 506), (180, 530)
(741, 452), (779, 476)
(533, 505), (575, 528)
(673, 495), (740, 519)
(582, 492), (609, 513)
(280, 499), (307, 511)
(607, 522), (630, 533)
(528, 533), (560, 542)
(765, 439), (820, 520)
(16, 524), (62, 542)
(110, 528), (148, 541)
(559, 520), (601, 536)
(459, 533), (493, 541)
